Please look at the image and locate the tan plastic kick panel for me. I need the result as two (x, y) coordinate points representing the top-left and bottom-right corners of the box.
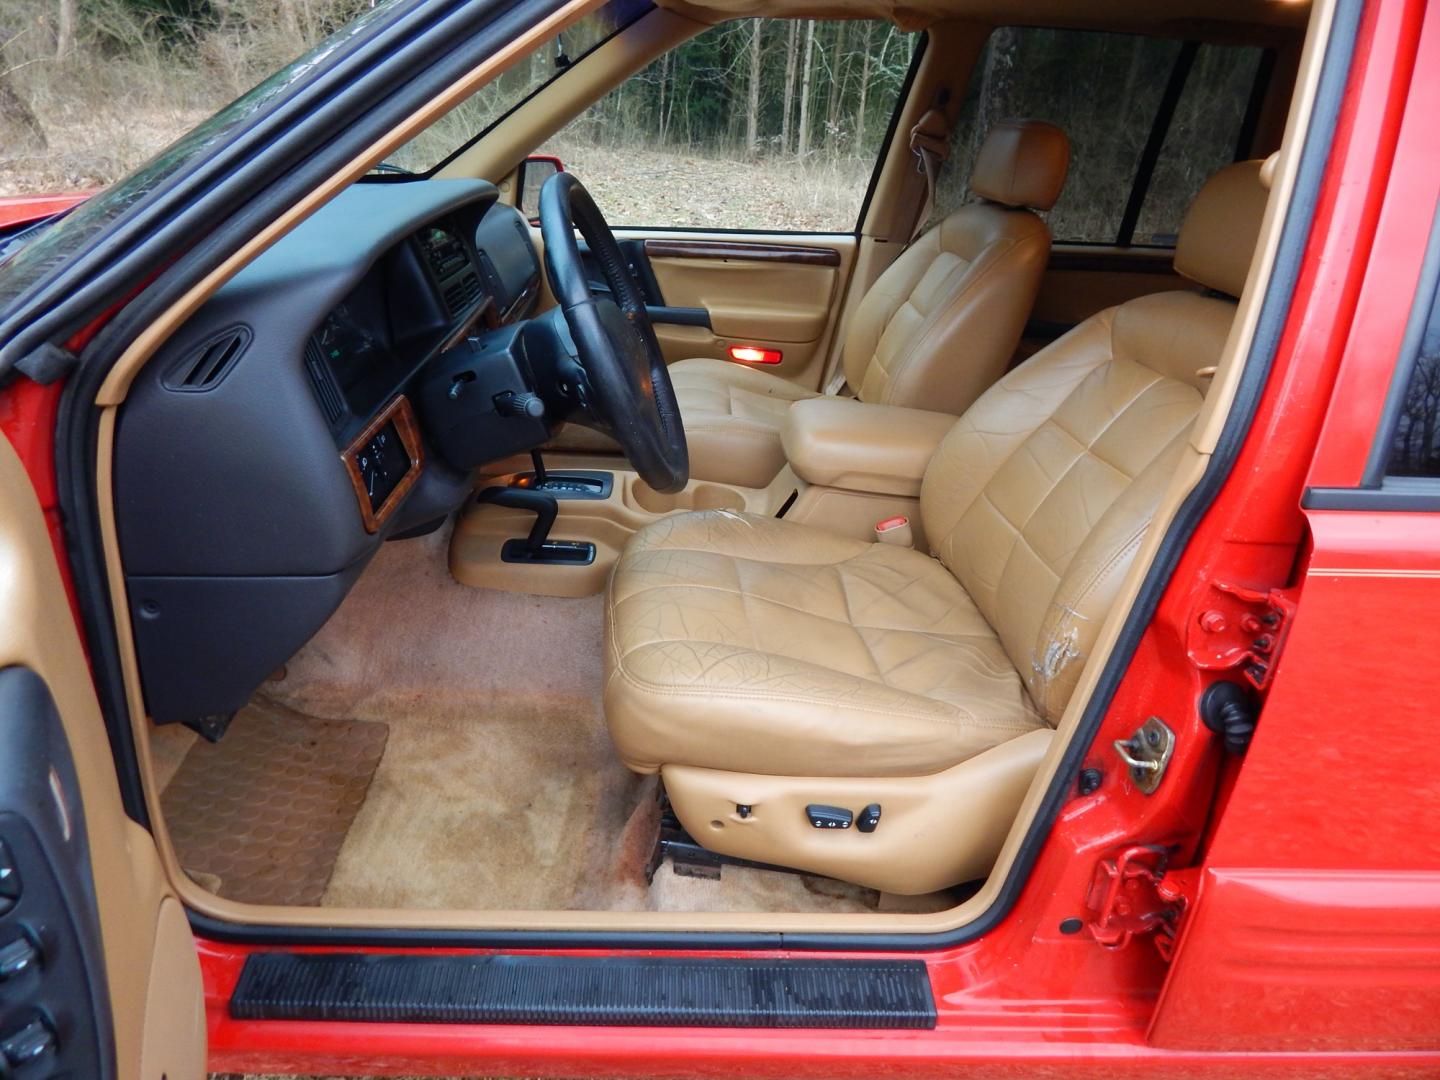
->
(663, 729), (1054, 895)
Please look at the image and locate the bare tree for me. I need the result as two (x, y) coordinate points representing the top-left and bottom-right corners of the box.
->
(797, 20), (814, 157)
(855, 22), (872, 148)
(824, 21), (846, 151)
(0, 29), (46, 151)
(780, 20), (798, 153)
(745, 20), (760, 157)
(55, 0), (75, 63)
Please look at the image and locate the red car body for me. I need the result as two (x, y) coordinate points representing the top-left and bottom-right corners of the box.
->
(2, 0), (1438, 1075)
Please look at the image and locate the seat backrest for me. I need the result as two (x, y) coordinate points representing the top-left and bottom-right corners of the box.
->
(919, 159), (1270, 722)
(842, 119), (1069, 416)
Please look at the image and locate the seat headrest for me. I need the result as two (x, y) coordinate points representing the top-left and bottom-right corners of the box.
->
(1174, 160), (1269, 299)
(970, 120), (1069, 211)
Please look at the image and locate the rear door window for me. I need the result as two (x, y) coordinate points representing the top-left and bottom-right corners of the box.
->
(936, 28), (1267, 246)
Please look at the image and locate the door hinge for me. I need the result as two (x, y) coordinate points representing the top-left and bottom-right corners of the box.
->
(1187, 580), (1298, 690)
(1085, 844), (1196, 960)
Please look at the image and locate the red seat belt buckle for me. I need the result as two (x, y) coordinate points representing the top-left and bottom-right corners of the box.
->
(875, 516), (913, 547)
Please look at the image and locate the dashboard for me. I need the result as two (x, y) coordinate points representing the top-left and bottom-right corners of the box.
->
(114, 179), (548, 724)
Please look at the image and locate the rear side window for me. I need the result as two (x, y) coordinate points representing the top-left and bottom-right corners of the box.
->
(936, 28), (1266, 246)
(1383, 270), (1440, 477)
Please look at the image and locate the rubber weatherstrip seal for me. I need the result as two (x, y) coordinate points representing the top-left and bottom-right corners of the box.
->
(94, 0), (1363, 954)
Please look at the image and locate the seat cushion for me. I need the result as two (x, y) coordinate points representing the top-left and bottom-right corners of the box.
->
(605, 510), (1043, 778)
(668, 357), (821, 488)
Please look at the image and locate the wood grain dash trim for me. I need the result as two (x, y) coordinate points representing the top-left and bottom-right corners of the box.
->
(643, 239), (841, 267)
(341, 395), (424, 534)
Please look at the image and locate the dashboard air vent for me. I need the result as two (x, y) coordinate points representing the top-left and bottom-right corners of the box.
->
(442, 271), (483, 317)
(303, 337), (345, 427)
(164, 326), (250, 392)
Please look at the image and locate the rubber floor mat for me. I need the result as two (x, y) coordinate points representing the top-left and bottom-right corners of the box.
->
(160, 699), (388, 906)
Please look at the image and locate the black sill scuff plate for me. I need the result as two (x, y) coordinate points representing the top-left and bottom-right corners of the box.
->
(230, 952), (937, 1029)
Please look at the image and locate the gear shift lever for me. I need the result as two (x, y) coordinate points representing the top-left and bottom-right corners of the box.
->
(476, 484), (595, 565)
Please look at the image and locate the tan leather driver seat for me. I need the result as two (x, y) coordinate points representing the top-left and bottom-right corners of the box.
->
(604, 161), (1269, 895)
(670, 119), (1070, 488)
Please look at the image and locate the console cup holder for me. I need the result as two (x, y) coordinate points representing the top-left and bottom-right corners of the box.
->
(627, 479), (746, 515)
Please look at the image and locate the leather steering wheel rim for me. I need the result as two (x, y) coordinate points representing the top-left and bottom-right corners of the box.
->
(539, 172), (688, 493)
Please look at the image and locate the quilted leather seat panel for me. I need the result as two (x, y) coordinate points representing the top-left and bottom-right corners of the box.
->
(666, 358), (821, 487)
(921, 290), (1232, 719)
(605, 509), (1042, 777)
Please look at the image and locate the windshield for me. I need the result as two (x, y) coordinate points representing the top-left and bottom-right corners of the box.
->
(381, 0), (650, 174)
(0, 0), (412, 307)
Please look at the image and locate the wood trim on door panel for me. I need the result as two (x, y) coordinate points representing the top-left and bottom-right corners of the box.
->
(643, 239), (841, 267)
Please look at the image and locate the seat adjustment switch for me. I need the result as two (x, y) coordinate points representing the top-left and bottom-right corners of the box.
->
(806, 804), (853, 830)
(857, 803), (882, 833)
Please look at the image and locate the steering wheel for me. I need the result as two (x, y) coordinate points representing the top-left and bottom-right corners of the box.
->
(539, 172), (688, 493)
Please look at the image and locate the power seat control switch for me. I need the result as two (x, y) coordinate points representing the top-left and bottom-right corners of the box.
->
(806, 805), (853, 830)
(857, 803), (882, 833)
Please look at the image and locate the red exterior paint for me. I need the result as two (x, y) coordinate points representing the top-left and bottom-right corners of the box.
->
(1150, 0), (1440, 1052)
(0, 191), (93, 230)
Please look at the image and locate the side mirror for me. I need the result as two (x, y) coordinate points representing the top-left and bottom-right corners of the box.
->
(518, 154), (564, 217)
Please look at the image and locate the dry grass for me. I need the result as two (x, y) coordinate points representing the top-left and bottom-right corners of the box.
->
(1, 0), (876, 232)
(545, 139), (874, 232)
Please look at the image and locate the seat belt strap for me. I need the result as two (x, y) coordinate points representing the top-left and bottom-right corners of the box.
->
(825, 108), (950, 398)
(908, 107), (951, 243)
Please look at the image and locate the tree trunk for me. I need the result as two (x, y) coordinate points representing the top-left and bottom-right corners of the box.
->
(745, 20), (761, 157)
(781, 21), (798, 154)
(656, 50), (668, 143)
(797, 21), (815, 158)
(825, 22), (846, 151)
(0, 75), (47, 152)
(55, 0), (76, 63)
(855, 23), (872, 148)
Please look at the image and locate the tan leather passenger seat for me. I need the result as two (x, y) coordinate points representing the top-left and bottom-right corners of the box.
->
(603, 160), (1269, 894)
(671, 119), (1070, 488)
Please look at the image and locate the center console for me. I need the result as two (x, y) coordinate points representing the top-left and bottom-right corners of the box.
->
(450, 399), (962, 598)
(450, 449), (795, 597)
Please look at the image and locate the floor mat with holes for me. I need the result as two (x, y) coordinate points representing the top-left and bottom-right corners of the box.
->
(160, 699), (388, 906)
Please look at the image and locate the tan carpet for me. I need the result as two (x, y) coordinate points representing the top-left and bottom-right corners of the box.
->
(227, 523), (946, 915)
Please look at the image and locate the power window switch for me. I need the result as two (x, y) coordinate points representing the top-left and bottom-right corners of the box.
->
(0, 841), (19, 916)
(1, 1017), (56, 1070)
(0, 933), (40, 981)
(805, 804), (853, 830)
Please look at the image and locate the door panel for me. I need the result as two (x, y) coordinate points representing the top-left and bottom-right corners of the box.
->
(0, 434), (205, 1080)
(619, 231), (855, 390)
(1023, 247), (1184, 358)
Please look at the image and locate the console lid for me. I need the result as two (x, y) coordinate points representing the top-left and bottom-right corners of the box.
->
(781, 397), (958, 497)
